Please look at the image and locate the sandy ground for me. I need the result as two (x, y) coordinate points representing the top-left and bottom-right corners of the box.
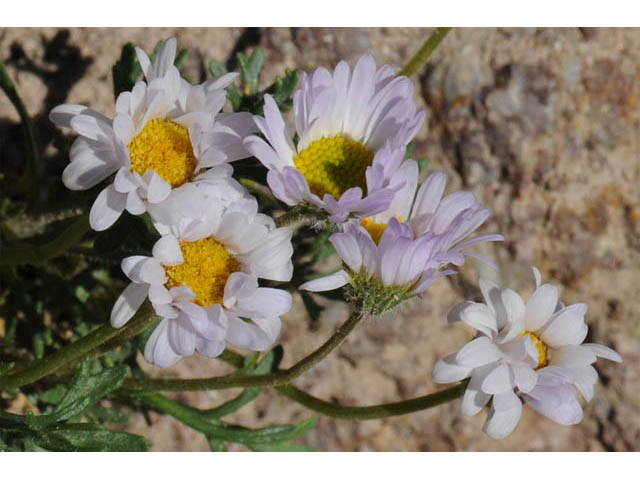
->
(1, 27), (639, 451)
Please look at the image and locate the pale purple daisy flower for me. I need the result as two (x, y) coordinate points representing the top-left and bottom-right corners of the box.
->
(110, 187), (293, 368)
(432, 267), (622, 439)
(50, 38), (256, 231)
(243, 55), (426, 224)
(299, 170), (502, 313)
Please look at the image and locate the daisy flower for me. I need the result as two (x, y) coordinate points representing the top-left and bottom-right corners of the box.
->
(50, 38), (256, 231)
(299, 168), (503, 314)
(110, 188), (294, 367)
(243, 55), (426, 224)
(432, 267), (622, 439)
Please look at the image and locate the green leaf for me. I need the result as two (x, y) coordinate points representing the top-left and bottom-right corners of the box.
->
(112, 43), (142, 97)
(405, 142), (416, 160)
(39, 384), (67, 405)
(0, 363), (15, 376)
(27, 363), (129, 429)
(248, 442), (317, 452)
(174, 48), (189, 69)
(209, 60), (241, 111)
(237, 49), (265, 94)
(206, 436), (227, 451)
(34, 423), (148, 452)
(269, 69), (299, 111)
(84, 404), (129, 424)
(417, 157), (431, 173)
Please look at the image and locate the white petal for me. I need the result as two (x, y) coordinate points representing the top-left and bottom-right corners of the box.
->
(572, 365), (598, 401)
(483, 391), (522, 439)
(432, 353), (473, 384)
(460, 363), (495, 415)
(481, 363), (514, 394)
(457, 302), (498, 337)
(512, 365), (537, 393)
(121, 256), (166, 284)
(89, 184), (127, 231)
(455, 336), (502, 368)
(110, 282), (149, 328)
(152, 235), (183, 266)
(299, 270), (350, 292)
(168, 315), (197, 356)
(226, 316), (275, 351)
(330, 232), (362, 272)
(147, 173), (172, 204)
(540, 304), (588, 348)
(149, 284), (172, 305)
(549, 345), (597, 368)
(236, 288), (292, 318)
(582, 343), (623, 363)
(525, 284), (558, 331)
(223, 272), (258, 308)
(144, 319), (182, 368)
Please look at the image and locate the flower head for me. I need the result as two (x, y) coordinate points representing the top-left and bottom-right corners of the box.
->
(243, 55), (426, 224)
(299, 171), (502, 314)
(50, 38), (256, 231)
(432, 267), (622, 439)
(110, 188), (293, 367)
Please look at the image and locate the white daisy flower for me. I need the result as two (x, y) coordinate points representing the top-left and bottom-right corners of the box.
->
(50, 38), (256, 231)
(243, 55), (426, 224)
(432, 267), (622, 439)
(298, 169), (502, 314)
(110, 188), (294, 368)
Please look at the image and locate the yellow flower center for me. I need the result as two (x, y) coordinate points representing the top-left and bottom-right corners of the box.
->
(294, 135), (374, 199)
(521, 331), (548, 370)
(360, 216), (402, 245)
(165, 238), (241, 307)
(128, 118), (198, 188)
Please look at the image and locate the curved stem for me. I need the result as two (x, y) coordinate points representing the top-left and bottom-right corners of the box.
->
(0, 302), (156, 391)
(396, 27), (452, 78)
(122, 311), (364, 392)
(275, 382), (466, 420)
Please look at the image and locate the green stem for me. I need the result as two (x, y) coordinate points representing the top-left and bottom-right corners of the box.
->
(0, 60), (43, 206)
(396, 27), (452, 78)
(122, 311), (364, 392)
(275, 382), (466, 420)
(0, 213), (91, 266)
(0, 303), (156, 391)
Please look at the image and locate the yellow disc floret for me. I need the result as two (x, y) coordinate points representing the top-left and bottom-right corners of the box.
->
(294, 135), (374, 199)
(165, 238), (241, 307)
(128, 118), (198, 188)
(360, 216), (403, 245)
(521, 331), (548, 370)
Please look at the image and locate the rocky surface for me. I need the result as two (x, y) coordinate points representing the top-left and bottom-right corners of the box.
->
(1, 27), (639, 451)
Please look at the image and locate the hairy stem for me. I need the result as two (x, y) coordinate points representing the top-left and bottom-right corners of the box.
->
(0, 303), (156, 391)
(122, 311), (364, 392)
(396, 27), (452, 78)
(275, 382), (466, 420)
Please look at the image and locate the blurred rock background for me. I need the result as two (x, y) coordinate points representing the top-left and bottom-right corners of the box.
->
(1, 27), (638, 451)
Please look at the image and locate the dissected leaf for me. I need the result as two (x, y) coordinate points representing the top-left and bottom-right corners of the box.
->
(27, 363), (129, 429)
(112, 43), (142, 97)
(209, 60), (241, 111)
(237, 49), (265, 94)
(34, 423), (148, 452)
